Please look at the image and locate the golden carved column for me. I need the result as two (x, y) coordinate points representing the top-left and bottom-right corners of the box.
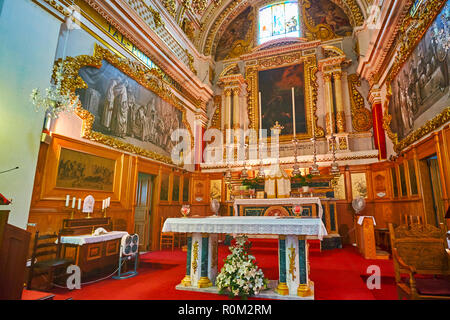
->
(232, 87), (240, 129)
(323, 73), (335, 135)
(224, 88), (232, 131)
(333, 71), (346, 133)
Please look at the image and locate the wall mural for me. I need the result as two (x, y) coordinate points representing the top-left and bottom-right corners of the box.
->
(77, 61), (185, 158)
(56, 148), (115, 192)
(387, 1), (449, 141)
(258, 63), (306, 136)
(215, 6), (254, 61)
(303, 0), (353, 39)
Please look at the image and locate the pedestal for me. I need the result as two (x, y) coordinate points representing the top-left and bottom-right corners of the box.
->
(355, 216), (389, 260)
(277, 235), (313, 297)
(185, 233), (218, 288)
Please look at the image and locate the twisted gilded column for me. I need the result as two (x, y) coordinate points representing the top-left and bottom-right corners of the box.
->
(224, 88), (232, 130)
(232, 87), (240, 129)
(333, 71), (346, 133)
(323, 73), (335, 135)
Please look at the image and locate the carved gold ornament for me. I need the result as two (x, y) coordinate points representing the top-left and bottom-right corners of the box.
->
(192, 240), (199, 274)
(347, 74), (373, 132)
(288, 246), (297, 281)
(55, 44), (193, 165)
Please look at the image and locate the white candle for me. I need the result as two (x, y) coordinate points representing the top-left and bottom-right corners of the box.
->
(258, 91), (263, 139)
(107, 197), (111, 207)
(102, 200), (105, 210)
(292, 87), (296, 137)
(65, 195), (70, 207)
(72, 197), (76, 209)
(78, 198), (81, 210)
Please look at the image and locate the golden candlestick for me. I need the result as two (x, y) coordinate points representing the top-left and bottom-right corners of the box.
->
(103, 207), (107, 218)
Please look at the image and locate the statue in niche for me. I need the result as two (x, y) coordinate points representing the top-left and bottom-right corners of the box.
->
(181, 17), (195, 42)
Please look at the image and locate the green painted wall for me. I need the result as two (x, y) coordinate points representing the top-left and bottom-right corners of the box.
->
(0, 0), (60, 229)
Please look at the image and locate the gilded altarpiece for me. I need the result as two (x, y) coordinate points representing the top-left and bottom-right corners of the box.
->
(245, 52), (324, 141)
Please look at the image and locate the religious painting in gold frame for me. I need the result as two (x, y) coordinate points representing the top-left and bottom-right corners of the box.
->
(210, 179), (222, 201)
(333, 173), (346, 200)
(351, 172), (367, 199)
(383, 0), (450, 153)
(245, 53), (324, 141)
(55, 44), (193, 166)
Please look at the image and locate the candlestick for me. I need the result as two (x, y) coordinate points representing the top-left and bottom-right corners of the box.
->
(292, 87), (296, 137)
(258, 91), (262, 140)
(65, 195), (70, 207)
(72, 197), (76, 209)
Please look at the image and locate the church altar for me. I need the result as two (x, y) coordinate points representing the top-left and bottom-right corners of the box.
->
(162, 216), (327, 298)
(233, 197), (324, 218)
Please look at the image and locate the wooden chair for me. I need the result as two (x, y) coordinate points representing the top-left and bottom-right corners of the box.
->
(388, 222), (450, 300)
(159, 217), (174, 251)
(27, 231), (73, 291)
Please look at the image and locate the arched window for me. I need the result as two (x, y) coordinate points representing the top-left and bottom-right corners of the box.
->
(258, 1), (301, 45)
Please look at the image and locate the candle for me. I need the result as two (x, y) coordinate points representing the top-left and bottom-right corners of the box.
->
(292, 87), (296, 137)
(78, 198), (81, 210)
(107, 197), (111, 207)
(65, 195), (70, 207)
(258, 91), (262, 139)
(102, 200), (105, 210)
(72, 197), (76, 209)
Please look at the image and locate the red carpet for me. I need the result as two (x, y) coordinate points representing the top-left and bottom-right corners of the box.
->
(47, 238), (397, 300)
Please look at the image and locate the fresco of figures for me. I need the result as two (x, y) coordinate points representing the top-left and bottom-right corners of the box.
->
(77, 61), (185, 157)
(388, 1), (449, 140)
(306, 0), (353, 37)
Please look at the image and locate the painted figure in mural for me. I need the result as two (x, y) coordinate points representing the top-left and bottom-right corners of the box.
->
(286, 16), (298, 32)
(111, 79), (129, 138)
(102, 79), (118, 130)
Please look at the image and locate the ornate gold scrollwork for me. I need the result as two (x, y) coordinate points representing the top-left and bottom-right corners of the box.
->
(55, 44), (194, 165)
(347, 74), (373, 132)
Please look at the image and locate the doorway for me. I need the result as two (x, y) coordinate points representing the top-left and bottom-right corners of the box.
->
(134, 173), (155, 252)
(419, 155), (445, 227)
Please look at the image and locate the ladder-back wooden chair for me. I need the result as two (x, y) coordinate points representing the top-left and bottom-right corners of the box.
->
(388, 223), (450, 300)
(159, 217), (174, 251)
(27, 231), (73, 291)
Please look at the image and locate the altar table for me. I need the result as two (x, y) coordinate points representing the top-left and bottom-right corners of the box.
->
(233, 197), (324, 218)
(163, 216), (328, 298)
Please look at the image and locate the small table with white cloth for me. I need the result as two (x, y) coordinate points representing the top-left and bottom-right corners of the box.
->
(162, 216), (328, 298)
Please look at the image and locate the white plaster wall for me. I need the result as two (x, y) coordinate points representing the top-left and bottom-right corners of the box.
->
(0, 0), (60, 228)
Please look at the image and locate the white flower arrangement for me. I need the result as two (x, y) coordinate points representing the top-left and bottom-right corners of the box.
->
(216, 235), (268, 299)
(30, 62), (80, 118)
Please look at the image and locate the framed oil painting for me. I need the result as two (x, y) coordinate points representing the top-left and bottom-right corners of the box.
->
(351, 173), (368, 199)
(210, 179), (222, 201)
(333, 174), (346, 200)
(386, 1), (449, 150)
(258, 63), (306, 137)
(76, 60), (185, 159)
(56, 148), (115, 192)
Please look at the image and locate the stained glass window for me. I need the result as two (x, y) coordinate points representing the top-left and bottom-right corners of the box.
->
(258, 1), (300, 45)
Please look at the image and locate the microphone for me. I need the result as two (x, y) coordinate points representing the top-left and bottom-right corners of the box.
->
(0, 167), (19, 175)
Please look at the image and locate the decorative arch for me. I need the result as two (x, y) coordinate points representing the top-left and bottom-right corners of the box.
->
(201, 0), (364, 58)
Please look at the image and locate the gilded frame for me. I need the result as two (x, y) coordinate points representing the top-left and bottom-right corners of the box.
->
(56, 44), (194, 166)
(245, 53), (324, 141)
(383, 0), (449, 153)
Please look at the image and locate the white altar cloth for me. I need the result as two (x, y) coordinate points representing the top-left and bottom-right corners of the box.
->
(233, 197), (324, 218)
(162, 216), (328, 240)
(59, 231), (128, 246)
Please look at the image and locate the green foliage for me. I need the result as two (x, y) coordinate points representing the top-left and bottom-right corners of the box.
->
(241, 177), (264, 189)
(292, 174), (313, 187)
